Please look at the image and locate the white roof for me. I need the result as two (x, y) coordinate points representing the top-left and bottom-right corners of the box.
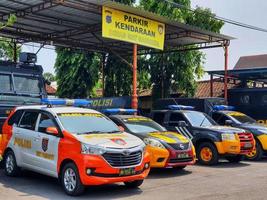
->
(15, 105), (99, 114)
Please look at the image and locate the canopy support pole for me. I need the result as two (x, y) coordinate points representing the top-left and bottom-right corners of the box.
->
(224, 45), (229, 102)
(210, 73), (213, 97)
(132, 44), (138, 110)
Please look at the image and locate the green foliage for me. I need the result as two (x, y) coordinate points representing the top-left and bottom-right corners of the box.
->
(43, 72), (55, 82)
(0, 38), (21, 61)
(0, 14), (16, 29)
(0, 15), (20, 61)
(55, 48), (100, 98)
(140, 0), (224, 98)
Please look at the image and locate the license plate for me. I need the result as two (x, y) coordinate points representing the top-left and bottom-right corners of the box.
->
(244, 142), (252, 148)
(177, 153), (189, 159)
(119, 168), (135, 176)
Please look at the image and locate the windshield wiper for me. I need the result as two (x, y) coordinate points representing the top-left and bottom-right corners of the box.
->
(77, 131), (103, 135)
(106, 130), (121, 133)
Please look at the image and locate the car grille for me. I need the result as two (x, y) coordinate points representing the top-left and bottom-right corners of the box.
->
(102, 151), (142, 167)
(238, 132), (253, 142)
(169, 157), (193, 163)
(168, 142), (190, 150)
(237, 132), (254, 152)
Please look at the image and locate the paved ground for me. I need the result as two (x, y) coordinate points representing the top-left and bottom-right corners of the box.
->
(1, 159), (267, 200)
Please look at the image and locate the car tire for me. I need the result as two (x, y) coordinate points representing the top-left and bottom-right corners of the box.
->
(197, 142), (219, 165)
(4, 150), (21, 177)
(124, 180), (144, 188)
(60, 162), (85, 196)
(226, 155), (243, 163)
(246, 140), (263, 161)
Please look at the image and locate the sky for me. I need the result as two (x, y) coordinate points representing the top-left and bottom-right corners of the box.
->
(22, 0), (267, 80)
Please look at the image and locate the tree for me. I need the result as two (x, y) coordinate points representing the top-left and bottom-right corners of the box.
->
(55, 48), (100, 98)
(0, 14), (20, 61)
(43, 72), (55, 82)
(140, 0), (224, 98)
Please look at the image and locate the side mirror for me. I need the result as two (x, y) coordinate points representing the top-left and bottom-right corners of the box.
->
(178, 121), (188, 127)
(118, 126), (125, 132)
(46, 127), (59, 136)
(225, 120), (233, 126)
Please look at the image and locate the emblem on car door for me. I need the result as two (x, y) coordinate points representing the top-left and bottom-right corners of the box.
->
(42, 138), (49, 152)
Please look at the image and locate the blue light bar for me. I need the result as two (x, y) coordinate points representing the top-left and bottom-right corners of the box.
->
(213, 105), (235, 111)
(41, 98), (91, 107)
(102, 108), (137, 115)
(167, 105), (194, 110)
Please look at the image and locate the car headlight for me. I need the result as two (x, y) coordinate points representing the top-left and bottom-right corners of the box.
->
(221, 133), (236, 141)
(81, 143), (106, 155)
(144, 138), (165, 149)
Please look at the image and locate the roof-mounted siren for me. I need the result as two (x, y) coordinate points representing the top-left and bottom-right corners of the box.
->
(102, 108), (137, 115)
(19, 52), (37, 64)
(41, 98), (91, 108)
(213, 105), (235, 111)
(167, 105), (194, 110)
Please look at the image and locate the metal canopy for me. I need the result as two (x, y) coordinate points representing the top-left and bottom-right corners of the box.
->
(208, 68), (267, 82)
(0, 0), (234, 54)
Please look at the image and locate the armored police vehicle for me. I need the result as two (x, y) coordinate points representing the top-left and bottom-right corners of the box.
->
(0, 52), (46, 132)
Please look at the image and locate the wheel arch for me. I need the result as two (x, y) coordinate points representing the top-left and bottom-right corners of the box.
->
(58, 158), (77, 178)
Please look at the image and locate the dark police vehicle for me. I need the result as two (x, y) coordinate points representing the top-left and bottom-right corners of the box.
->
(0, 52), (47, 133)
(150, 105), (255, 165)
(211, 105), (267, 161)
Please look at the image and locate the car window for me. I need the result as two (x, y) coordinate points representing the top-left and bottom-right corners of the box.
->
(58, 113), (120, 134)
(218, 115), (230, 125)
(169, 113), (188, 126)
(8, 110), (24, 126)
(212, 113), (222, 122)
(38, 113), (57, 134)
(19, 111), (39, 130)
(183, 111), (217, 127)
(153, 112), (165, 125)
(170, 113), (186, 122)
(0, 74), (12, 92)
(122, 117), (166, 134)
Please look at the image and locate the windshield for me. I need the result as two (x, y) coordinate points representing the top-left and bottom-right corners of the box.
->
(14, 75), (41, 94)
(227, 112), (256, 124)
(58, 113), (120, 134)
(123, 117), (166, 134)
(184, 111), (217, 127)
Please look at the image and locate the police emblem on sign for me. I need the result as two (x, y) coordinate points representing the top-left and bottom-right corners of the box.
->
(42, 138), (49, 152)
(105, 10), (112, 24)
(158, 25), (164, 35)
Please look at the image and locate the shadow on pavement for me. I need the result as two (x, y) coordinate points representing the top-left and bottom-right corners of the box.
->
(0, 170), (143, 200)
(196, 160), (250, 169)
(148, 167), (192, 179)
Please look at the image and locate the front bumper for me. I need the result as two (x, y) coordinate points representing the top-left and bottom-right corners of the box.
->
(215, 136), (255, 155)
(77, 151), (150, 186)
(146, 145), (196, 168)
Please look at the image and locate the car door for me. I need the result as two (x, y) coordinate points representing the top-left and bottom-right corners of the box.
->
(33, 112), (61, 177)
(167, 112), (194, 140)
(15, 110), (39, 168)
